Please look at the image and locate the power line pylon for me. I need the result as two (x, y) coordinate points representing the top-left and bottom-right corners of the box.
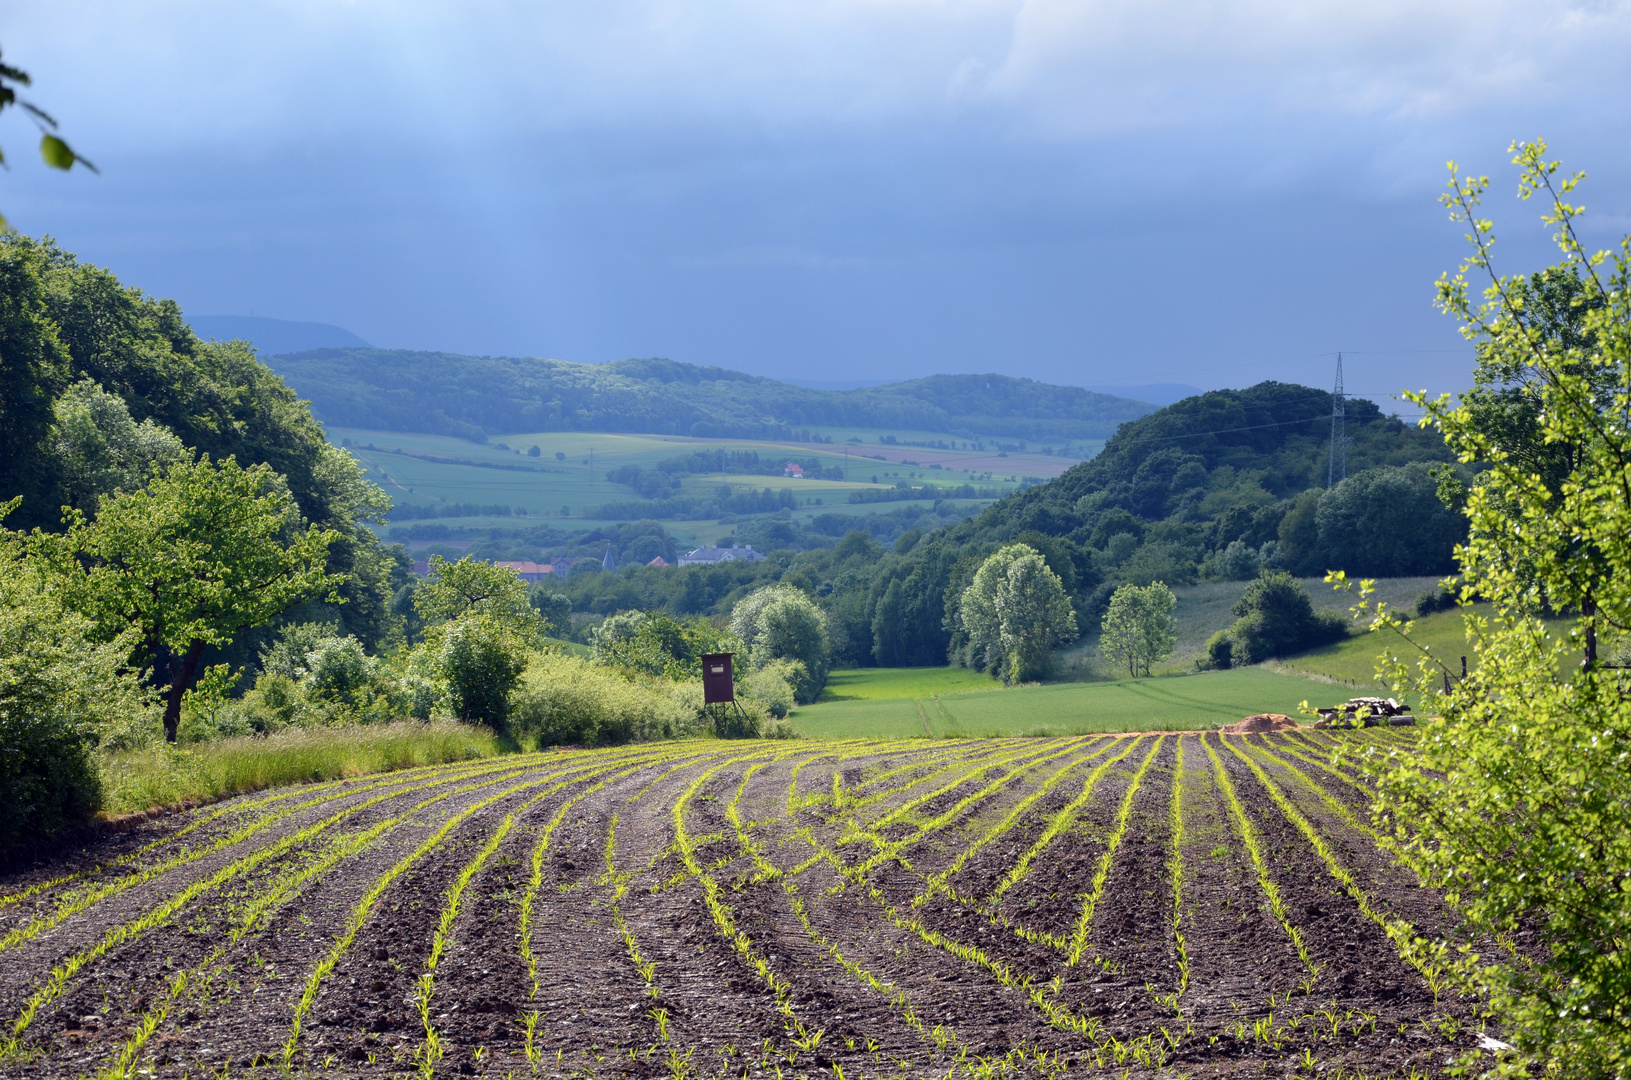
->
(1328, 353), (1346, 487)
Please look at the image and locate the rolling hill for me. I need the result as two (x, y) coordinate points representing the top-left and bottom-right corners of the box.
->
(259, 350), (1157, 442)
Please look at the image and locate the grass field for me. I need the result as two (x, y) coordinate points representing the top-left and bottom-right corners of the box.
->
(329, 426), (1078, 540)
(794, 666), (1340, 739)
(5, 733), (1476, 1077)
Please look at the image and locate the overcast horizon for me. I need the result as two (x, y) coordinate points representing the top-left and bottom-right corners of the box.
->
(5, 2), (1629, 406)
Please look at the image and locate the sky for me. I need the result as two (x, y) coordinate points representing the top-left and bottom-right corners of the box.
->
(4, 1), (1630, 406)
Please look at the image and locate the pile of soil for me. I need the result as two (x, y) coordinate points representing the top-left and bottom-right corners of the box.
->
(1220, 712), (1301, 733)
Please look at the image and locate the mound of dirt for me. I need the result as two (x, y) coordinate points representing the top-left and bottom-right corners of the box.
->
(1220, 713), (1301, 733)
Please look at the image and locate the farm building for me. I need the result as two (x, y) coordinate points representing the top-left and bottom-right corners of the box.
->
(678, 545), (767, 567)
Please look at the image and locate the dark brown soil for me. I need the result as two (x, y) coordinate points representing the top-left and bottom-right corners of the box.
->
(0, 735), (1501, 1079)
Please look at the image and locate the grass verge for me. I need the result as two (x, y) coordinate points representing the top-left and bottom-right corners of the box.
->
(97, 721), (503, 815)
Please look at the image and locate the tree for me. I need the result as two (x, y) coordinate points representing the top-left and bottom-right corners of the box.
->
(0, 238), (69, 520)
(1315, 463), (1465, 577)
(1355, 142), (1631, 1072)
(731, 585), (830, 703)
(52, 378), (186, 515)
(24, 456), (341, 742)
(413, 556), (541, 734)
(1098, 581), (1176, 678)
(415, 554), (539, 631)
(959, 544), (1078, 684)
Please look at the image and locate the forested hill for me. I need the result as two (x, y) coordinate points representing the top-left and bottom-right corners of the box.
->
(853, 382), (1461, 667)
(261, 350), (1156, 440)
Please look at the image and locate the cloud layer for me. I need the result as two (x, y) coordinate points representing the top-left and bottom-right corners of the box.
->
(3, 0), (1629, 397)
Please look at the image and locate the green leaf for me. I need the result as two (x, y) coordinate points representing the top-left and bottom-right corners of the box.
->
(40, 133), (75, 170)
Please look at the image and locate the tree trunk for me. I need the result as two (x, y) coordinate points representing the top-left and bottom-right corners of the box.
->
(163, 639), (209, 743)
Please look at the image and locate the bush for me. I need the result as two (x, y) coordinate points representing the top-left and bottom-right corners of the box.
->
(1413, 584), (1459, 617)
(438, 616), (529, 735)
(1223, 571), (1347, 665)
(0, 541), (153, 854)
(1204, 629), (1234, 670)
(745, 660), (802, 719)
(509, 652), (708, 746)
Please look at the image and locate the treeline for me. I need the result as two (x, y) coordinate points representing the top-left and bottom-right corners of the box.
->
(261, 350), (1157, 441)
(389, 502), (530, 520)
(604, 452), (845, 501)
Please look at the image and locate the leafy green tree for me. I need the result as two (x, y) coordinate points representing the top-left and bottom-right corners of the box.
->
(438, 616), (528, 736)
(959, 543), (1078, 683)
(415, 554), (540, 631)
(412, 556), (541, 734)
(1357, 142), (1631, 1072)
(52, 378), (186, 514)
(1097, 581), (1176, 678)
(1315, 463), (1465, 577)
(870, 579), (907, 666)
(23, 456), (341, 742)
(731, 585), (830, 702)
(0, 238), (69, 519)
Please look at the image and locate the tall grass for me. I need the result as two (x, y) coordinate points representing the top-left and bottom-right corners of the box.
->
(98, 721), (502, 815)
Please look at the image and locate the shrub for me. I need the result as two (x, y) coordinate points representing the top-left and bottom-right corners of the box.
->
(745, 660), (802, 719)
(439, 616), (528, 735)
(1222, 571), (1346, 665)
(1204, 629), (1234, 670)
(0, 529), (152, 854)
(509, 652), (708, 746)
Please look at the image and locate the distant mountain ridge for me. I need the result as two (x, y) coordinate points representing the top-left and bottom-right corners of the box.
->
(262, 349), (1158, 441)
(189, 316), (371, 355)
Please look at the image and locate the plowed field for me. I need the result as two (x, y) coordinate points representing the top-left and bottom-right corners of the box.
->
(0, 732), (1492, 1078)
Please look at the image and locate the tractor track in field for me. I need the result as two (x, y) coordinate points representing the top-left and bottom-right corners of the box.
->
(0, 735), (1501, 1079)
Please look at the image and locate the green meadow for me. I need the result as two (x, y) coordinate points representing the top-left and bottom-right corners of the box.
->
(791, 666), (1342, 740)
(330, 426), (1077, 535)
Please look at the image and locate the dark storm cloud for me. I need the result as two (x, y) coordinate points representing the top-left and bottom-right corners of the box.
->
(3, 0), (1628, 400)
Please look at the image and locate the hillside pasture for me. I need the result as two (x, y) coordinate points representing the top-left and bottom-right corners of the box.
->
(0, 733), (1482, 1078)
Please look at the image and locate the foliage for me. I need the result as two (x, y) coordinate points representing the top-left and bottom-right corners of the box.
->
(1214, 571), (1346, 666)
(508, 652), (710, 746)
(21, 455), (343, 742)
(745, 659), (802, 719)
(0, 515), (151, 853)
(0, 48), (95, 228)
(414, 554), (540, 632)
(0, 235), (403, 654)
(267, 350), (1155, 441)
(589, 610), (740, 681)
(1098, 581), (1178, 678)
(437, 616), (529, 736)
(731, 585), (830, 702)
(51, 378), (186, 516)
(1312, 463), (1465, 576)
(1359, 142), (1631, 1074)
(956, 543), (1079, 683)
